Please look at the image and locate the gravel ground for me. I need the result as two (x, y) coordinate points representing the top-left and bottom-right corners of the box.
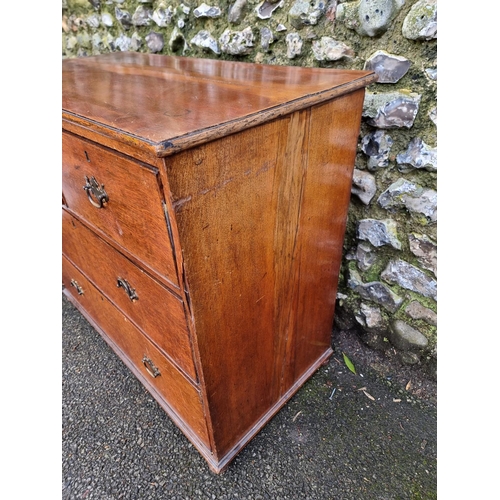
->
(62, 294), (437, 499)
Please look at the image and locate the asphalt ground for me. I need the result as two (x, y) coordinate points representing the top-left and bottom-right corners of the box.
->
(62, 293), (437, 499)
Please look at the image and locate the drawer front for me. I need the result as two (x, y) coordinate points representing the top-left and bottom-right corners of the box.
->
(62, 255), (210, 449)
(62, 131), (178, 288)
(62, 209), (197, 382)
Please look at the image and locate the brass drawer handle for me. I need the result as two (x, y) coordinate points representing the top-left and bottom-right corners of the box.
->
(70, 279), (84, 295)
(117, 277), (138, 302)
(83, 175), (109, 209)
(142, 356), (161, 378)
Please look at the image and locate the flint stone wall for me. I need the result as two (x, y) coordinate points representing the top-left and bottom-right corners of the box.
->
(62, 0), (437, 378)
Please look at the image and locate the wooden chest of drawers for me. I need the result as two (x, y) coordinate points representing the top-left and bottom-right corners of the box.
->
(62, 52), (376, 473)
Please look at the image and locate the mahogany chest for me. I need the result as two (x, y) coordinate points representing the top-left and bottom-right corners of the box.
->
(62, 52), (376, 473)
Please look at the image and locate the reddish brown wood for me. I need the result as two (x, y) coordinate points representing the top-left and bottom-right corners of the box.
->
(62, 52), (375, 473)
(62, 131), (178, 288)
(62, 255), (211, 450)
(62, 209), (197, 381)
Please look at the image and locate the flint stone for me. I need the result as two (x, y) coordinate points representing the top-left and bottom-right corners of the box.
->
(425, 67), (437, 81)
(101, 13), (114, 27)
(358, 218), (401, 250)
(260, 27), (274, 51)
(408, 233), (436, 276)
(390, 319), (428, 351)
(364, 50), (410, 84)
(191, 30), (220, 54)
(132, 6), (152, 26)
(397, 137), (437, 172)
(220, 27), (254, 55)
(356, 242), (377, 271)
(194, 3), (222, 18)
(76, 32), (92, 48)
(286, 33), (303, 58)
(114, 33), (131, 51)
(312, 37), (354, 61)
(402, 0), (437, 40)
(288, 0), (326, 29)
(351, 169), (377, 205)
(361, 130), (393, 169)
(429, 107), (437, 126)
(145, 31), (164, 52)
(363, 92), (421, 129)
(131, 32), (143, 51)
(337, 0), (405, 37)
(256, 0), (283, 19)
(229, 0), (248, 23)
(377, 178), (437, 222)
(152, 4), (174, 26)
(381, 259), (437, 300)
(405, 301), (437, 326)
(359, 302), (385, 329)
(276, 23), (287, 31)
(86, 14), (100, 29)
(115, 7), (132, 28)
(355, 281), (404, 313)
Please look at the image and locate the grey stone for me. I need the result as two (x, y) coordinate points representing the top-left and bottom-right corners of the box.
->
(115, 7), (132, 28)
(408, 233), (436, 276)
(390, 319), (428, 350)
(363, 92), (421, 129)
(86, 14), (100, 29)
(377, 178), (437, 222)
(347, 267), (363, 289)
(288, 0), (326, 29)
(312, 37), (354, 61)
(364, 50), (411, 84)
(132, 5), (152, 26)
(194, 3), (222, 18)
(256, 0), (283, 19)
(219, 27), (254, 55)
(361, 130), (393, 169)
(191, 30), (220, 54)
(152, 4), (174, 26)
(358, 218), (401, 250)
(405, 301), (437, 326)
(355, 281), (404, 313)
(101, 12), (114, 27)
(260, 27), (274, 51)
(114, 33), (131, 51)
(130, 32), (143, 51)
(285, 33), (303, 58)
(397, 137), (437, 172)
(355, 242), (377, 271)
(429, 107), (437, 126)
(425, 67), (437, 81)
(276, 23), (287, 31)
(337, 0), (405, 37)
(402, 0), (437, 40)
(228, 0), (248, 24)
(358, 302), (385, 329)
(381, 259), (437, 300)
(351, 169), (377, 205)
(145, 31), (164, 52)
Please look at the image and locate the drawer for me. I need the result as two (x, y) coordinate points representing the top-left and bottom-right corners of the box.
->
(62, 131), (178, 288)
(62, 209), (197, 382)
(62, 255), (211, 449)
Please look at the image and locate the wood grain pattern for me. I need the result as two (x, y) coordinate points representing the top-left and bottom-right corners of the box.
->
(62, 53), (375, 473)
(63, 131), (178, 288)
(62, 209), (197, 381)
(63, 53), (377, 157)
(62, 255), (211, 449)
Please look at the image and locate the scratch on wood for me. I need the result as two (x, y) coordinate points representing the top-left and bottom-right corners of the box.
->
(172, 195), (192, 210)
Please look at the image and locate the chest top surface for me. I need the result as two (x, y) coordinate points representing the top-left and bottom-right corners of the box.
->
(62, 52), (376, 157)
